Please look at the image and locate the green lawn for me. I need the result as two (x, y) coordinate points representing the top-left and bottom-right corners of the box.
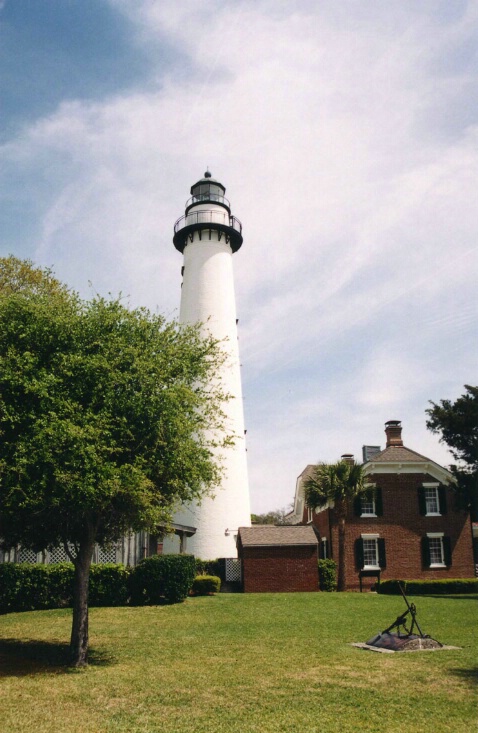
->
(0, 593), (477, 733)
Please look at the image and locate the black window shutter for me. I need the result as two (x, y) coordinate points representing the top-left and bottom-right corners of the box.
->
(378, 538), (386, 569)
(418, 487), (427, 515)
(375, 488), (383, 516)
(421, 536), (431, 567)
(353, 495), (362, 516)
(355, 538), (364, 570)
(443, 536), (452, 566)
(438, 486), (447, 515)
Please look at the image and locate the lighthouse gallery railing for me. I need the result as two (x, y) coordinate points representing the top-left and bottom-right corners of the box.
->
(174, 210), (242, 235)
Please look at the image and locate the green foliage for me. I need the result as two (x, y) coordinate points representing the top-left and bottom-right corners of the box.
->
(0, 563), (74, 613)
(0, 287), (229, 552)
(377, 578), (478, 595)
(0, 255), (70, 300)
(250, 507), (292, 525)
(426, 385), (478, 468)
(0, 562), (133, 613)
(195, 558), (221, 577)
(318, 559), (337, 592)
(304, 460), (366, 510)
(426, 385), (478, 516)
(88, 564), (131, 607)
(129, 555), (196, 605)
(0, 258), (232, 663)
(191, 575), (221, 595)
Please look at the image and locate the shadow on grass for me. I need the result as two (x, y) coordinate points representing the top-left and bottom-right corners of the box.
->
(0, 638), (115, 677)
(449, 666), (478, 686)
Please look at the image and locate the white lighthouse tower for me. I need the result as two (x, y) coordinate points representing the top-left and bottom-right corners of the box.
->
(165, 171), (251, 559)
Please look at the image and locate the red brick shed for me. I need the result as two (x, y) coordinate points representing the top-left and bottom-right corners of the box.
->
(237, 525), (319, 593)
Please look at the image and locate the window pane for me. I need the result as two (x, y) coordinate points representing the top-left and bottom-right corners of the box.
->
(425, 488), (439, 513)
(363, 539), (378, 566)
(429, 537), (443, 564)
(361, 497), (375, 514)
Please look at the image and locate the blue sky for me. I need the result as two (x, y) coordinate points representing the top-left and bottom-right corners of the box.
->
(1, 0), (477, 513)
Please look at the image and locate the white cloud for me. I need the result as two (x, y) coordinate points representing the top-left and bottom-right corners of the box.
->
(1, 0), (477, 511)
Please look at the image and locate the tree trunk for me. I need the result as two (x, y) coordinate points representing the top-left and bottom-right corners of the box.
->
(336, 502), (347, 592)
(70, 528), (96, 667)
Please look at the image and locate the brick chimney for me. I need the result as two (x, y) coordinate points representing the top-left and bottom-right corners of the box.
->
(341, 454), (355, 465)
(385, 420), (403, 447)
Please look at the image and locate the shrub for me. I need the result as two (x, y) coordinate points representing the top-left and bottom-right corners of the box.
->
(0, 556), (197, 613)
(195, 558), (221, 577)
(318, 559), (337, 592)
(377, 579), (478, 595)
(129, 554), (196, 605)
(0, 562), (74, 614)
(88, 564), (131, 607)
(191, 575), (221, 595)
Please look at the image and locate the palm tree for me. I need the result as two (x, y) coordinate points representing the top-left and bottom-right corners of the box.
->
(304, 459), (366, 591)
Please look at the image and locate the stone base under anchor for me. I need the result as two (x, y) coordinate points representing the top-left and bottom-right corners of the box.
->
(352, 633), (460, 654)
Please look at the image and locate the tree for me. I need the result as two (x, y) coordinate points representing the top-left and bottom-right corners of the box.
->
(0, 262), (231, 666)
(0, 255), (70, 299)
(250, 507), (292, 525)
(304, 460), (366, 592)
(426, 385), (478, 519)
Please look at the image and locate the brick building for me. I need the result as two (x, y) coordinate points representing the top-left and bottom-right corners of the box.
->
(287, 420), (475, 591)
(237, 525), (318, 593)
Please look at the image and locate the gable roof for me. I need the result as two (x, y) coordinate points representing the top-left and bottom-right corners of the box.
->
(238, 525), (317, 547)
(364, 443), (453, 484)
(367, 445), (430, 462)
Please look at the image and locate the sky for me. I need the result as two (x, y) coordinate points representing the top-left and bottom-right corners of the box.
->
(1, 0), (477, 514)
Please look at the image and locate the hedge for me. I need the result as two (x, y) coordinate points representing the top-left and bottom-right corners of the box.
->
(128, 554), (196, 605)
(1, 555), (203, 613)
(0, 563), (74, 614)
(89, 564), (130, 607)
(195, 558), (221, 577)
(377, 579), (478, 595)
(318, 559), (337, 592)
(191, 575), (221, 595)
(0, 563), (131, 614)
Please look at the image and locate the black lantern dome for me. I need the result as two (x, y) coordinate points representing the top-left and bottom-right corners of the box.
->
(186, 171), (229, 214)
(173, 172), (243, 253)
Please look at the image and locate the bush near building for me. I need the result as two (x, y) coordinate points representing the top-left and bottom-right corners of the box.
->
(318, 559), (337, 591)
(191, 575), (221, 595)
(378, 578), (478, 594)
(128, 555), (196, 605)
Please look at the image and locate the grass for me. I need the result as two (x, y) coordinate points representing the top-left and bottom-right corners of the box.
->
(0, 592), (477, 733)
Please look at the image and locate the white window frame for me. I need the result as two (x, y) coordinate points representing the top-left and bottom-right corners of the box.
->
(427, 532), (445, 567)
(423, 482), (441, 516)
(360, 483), (377, 517)
(361, 533), (380, 570)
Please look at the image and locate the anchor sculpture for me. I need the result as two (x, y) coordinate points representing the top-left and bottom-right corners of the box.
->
(365, 582), (443, 651)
